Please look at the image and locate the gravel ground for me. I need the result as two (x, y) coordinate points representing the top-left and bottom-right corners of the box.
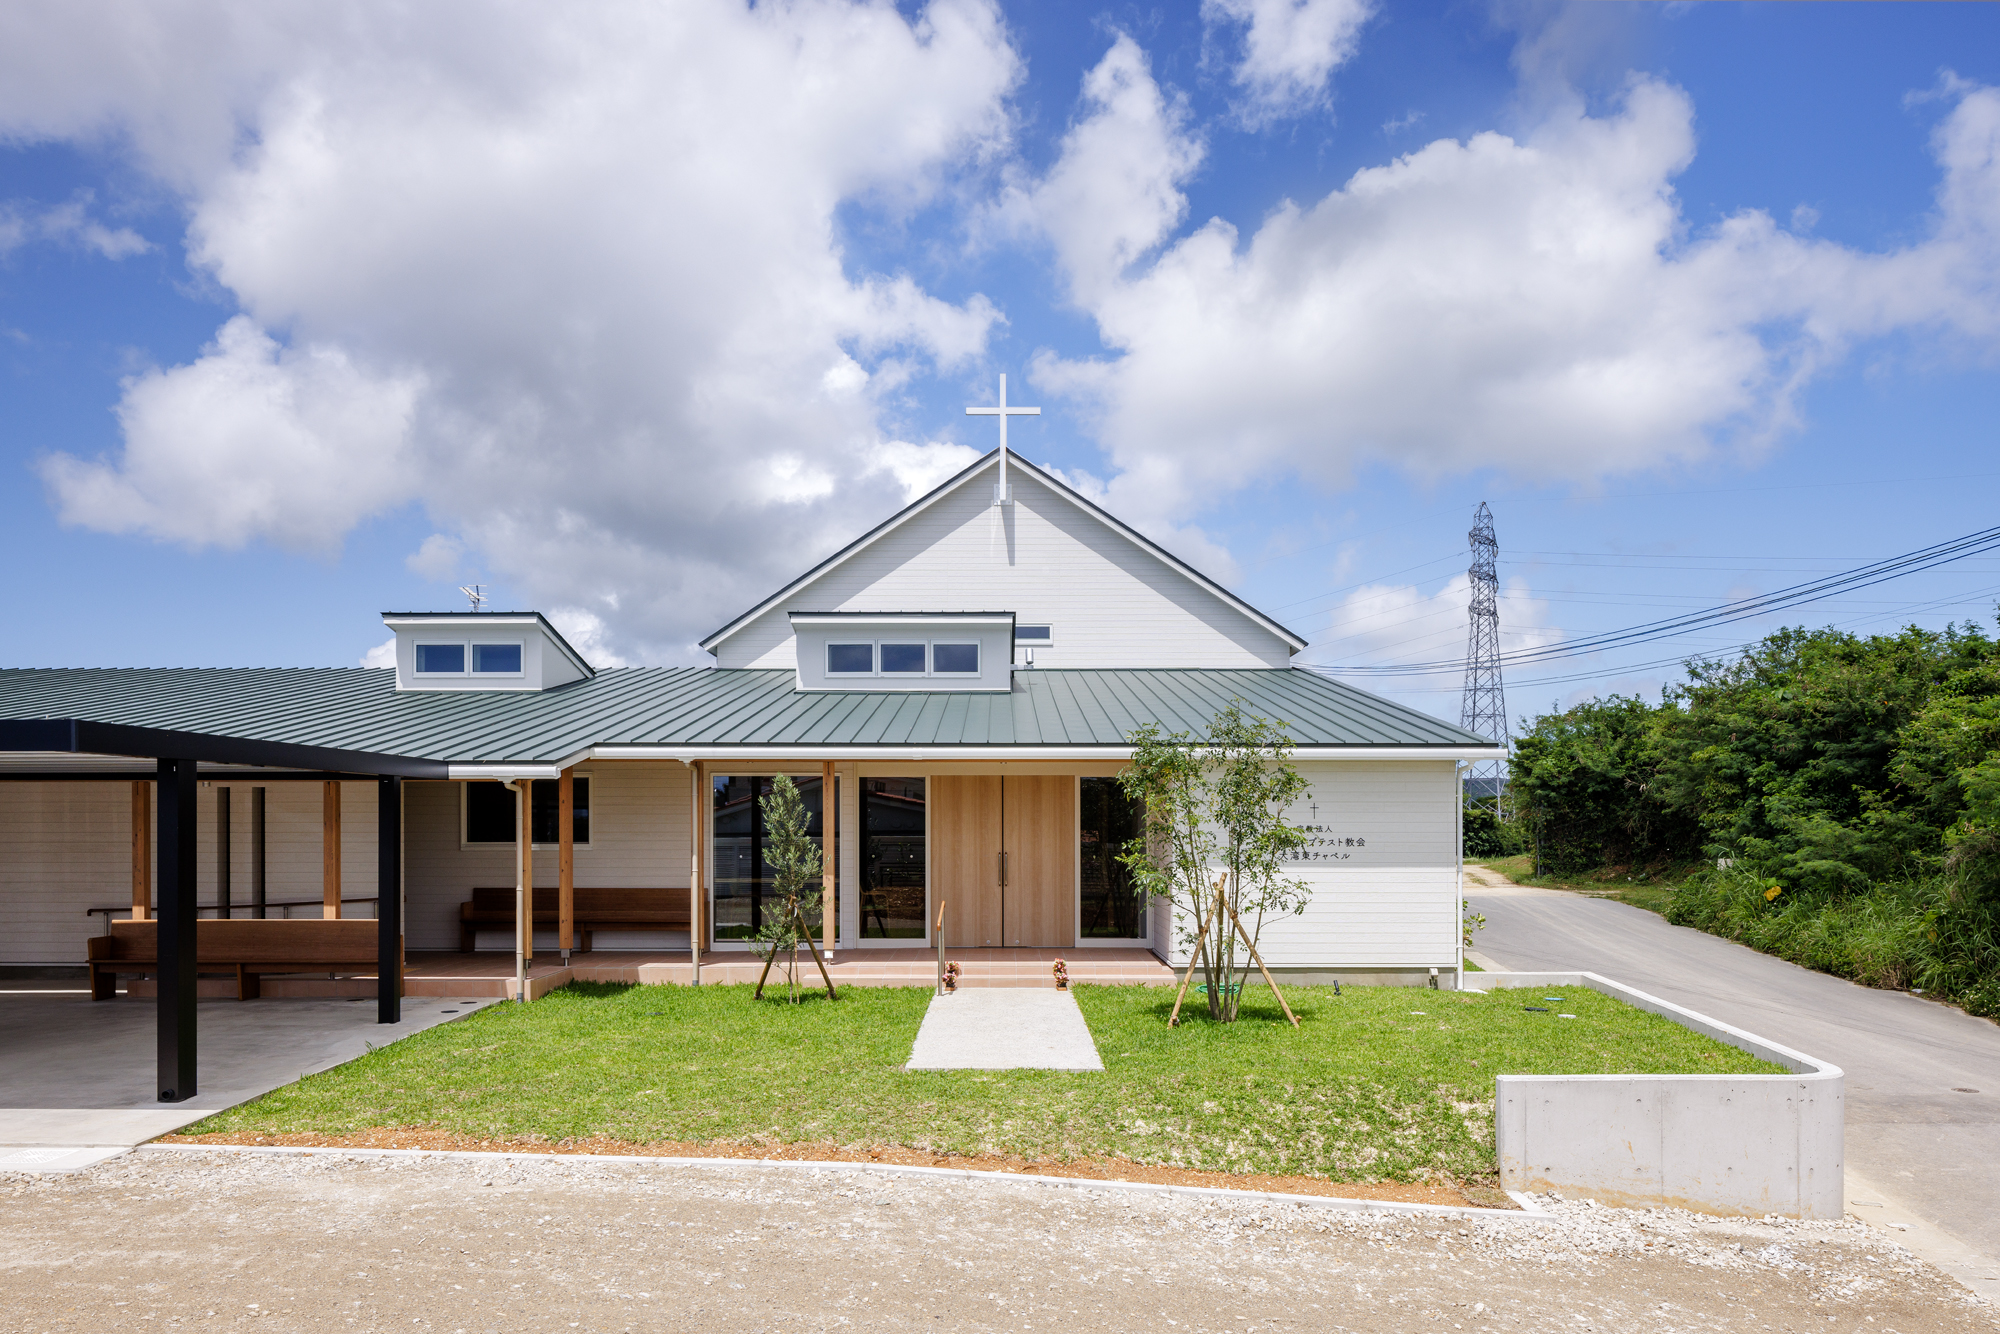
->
(0, 1147), (1992, 1333)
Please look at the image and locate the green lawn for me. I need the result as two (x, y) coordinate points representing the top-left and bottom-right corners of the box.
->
(186, 982), (1780, 1183)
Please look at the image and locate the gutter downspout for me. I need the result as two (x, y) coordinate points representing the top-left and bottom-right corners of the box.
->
(504, 779), (526, 1004)
(1455, 761), (1467, 992)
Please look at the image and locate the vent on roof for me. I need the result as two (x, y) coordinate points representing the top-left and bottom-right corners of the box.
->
(379, 612), (594, 693)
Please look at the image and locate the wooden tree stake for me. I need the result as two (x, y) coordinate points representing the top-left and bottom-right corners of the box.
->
(1166, 876), (1225, 1027)
(1219, 891), (1299, 1027)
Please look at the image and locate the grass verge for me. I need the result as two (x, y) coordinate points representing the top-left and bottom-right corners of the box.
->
(179, 982), (1781, 1185)
(1471, 854), (1690, 914)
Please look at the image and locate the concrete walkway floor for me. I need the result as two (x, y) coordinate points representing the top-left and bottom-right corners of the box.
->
(905, 988), (1104, 1071)
(1466, 863), (2000, 1301)
(0, 989), (500, 1169)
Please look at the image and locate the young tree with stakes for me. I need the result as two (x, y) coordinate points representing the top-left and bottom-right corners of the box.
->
(751, 775), (836, 1003)
(1119, 704), (1312, 1023)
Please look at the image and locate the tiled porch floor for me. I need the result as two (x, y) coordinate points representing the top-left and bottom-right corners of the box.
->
(403, 946), (1174, 998)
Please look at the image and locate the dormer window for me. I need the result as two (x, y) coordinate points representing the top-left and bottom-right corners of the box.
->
(791, 613), (1012, 692)
(827, 643), (874, 675)
(472, 642), (523, 675)
(932, 643), (979, 675)
(416, 643), (466, 674)
(881, 642), (927, 675)
(1015, 625), (1052, 645)
(384, 612), (593, 692)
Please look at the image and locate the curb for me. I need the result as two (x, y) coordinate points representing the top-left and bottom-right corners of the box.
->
(135, 1142), (1556, 1223)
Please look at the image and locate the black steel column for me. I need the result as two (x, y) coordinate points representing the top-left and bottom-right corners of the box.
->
(156, 757), (197, 1102)
(378, 775), (402, 1024)
(216, 786), (231, 919)
(250, 787), (266, 918)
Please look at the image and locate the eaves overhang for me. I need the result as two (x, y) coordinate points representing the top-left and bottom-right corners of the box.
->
(0, 718), (449, 779)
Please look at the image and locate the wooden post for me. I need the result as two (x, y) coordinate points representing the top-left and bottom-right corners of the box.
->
(519, 779), (534, 964)
(130, 780), (151, 921)
(689, 761), (704, 985)
(322, 781), (342, 919)
(559, 768), (575, 961)
(821, 760), (836, 957)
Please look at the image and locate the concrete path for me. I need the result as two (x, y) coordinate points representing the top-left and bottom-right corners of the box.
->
(0, 991), (500, 1165)
(1466, 864), (2000, 1299)
(905, 989), (1104, 1071)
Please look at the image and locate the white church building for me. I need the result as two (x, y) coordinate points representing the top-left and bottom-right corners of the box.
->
(0, 440), (1500, 1095)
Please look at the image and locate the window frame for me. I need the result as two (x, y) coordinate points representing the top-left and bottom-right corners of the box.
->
(825, 642), (876, 676)
(1014, 624), (1053, 646)
(878, 641), (929, 677)
(460, 777), (592, 850)
(929, 641), (980, 676)
(414, 641), (469, 676)
(470, 640), (526, 677)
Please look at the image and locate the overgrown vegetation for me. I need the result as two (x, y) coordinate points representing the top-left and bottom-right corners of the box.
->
(181, 981), (1778, 1183)
(1504, 621), (2000, 1017)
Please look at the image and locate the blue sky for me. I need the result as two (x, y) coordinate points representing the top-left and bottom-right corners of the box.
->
(2, 0), (1997, 734)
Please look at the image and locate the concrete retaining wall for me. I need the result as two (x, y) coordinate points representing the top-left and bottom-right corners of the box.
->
(1483, 971), (1844, 1219)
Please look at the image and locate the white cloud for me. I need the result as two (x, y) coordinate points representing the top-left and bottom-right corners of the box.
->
(41, 316), (421, 552)
(865, 439), (982, 503)
(405, 534), (462, 582)
(0, 191), (149, 259)
(359, 636), (395, 669)
(1026, 67), (2000, 526)
(989, 36), (1203, 307)
(10, 0), (1019, 661)
(1203, 0), (1373, 126)
(1312, 573), (1558, 668)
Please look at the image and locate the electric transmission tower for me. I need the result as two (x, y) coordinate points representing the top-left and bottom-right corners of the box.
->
(1460, 502), (1509, 816)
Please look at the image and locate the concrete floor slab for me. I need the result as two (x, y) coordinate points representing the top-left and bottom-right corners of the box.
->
(0, 991), (503, 1148)
(0, 1145), (129, 1174)
(905, 988), (1104, 1071)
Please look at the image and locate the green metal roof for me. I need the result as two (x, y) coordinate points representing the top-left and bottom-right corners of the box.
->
(0, 666), (1492, 765)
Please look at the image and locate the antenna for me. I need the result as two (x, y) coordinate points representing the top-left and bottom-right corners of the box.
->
(459, 584), (487, 613)
(1460, 503), (1509, 817)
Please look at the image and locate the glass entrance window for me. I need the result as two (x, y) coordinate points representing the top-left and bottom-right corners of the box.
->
(1080, 777), (1146, 939)
(712, 775), (825, 941)
(860, 777), (926, 939)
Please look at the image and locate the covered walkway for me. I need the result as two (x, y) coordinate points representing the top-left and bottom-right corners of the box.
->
(0, 987), (495, 1170)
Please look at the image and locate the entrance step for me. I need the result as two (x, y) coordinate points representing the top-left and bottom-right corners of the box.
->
(904, 990), (1105, 1071)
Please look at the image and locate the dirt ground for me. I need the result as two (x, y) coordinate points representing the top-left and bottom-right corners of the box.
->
(159, 1128), (1500, 1208)
(2, 1146), (1992, 1334)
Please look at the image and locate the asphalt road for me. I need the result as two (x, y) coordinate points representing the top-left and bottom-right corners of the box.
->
(1467, 869), (2000, 1299)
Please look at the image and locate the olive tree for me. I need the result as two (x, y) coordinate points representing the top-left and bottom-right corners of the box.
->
(752, 775), (825, 1003)
(1118, 703), (1311, 1022)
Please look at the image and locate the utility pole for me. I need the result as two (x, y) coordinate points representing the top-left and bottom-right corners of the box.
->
(1461, 502), (1508, 817)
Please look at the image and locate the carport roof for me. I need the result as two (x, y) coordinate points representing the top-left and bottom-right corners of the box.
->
(0, 666), (1495, 768)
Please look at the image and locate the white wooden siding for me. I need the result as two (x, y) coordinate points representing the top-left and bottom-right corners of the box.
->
(403, 764), (691, 952)
(0, 779), (380, 965)
(716, 468), (1294, 670)
(1161, 761), (1461, 969)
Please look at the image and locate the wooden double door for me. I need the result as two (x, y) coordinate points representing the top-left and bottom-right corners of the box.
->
(933, 775), (1076, 948)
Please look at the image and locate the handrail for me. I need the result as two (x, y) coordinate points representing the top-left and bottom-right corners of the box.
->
(935, 899), (946, 995)
(86, 898), (381, 933)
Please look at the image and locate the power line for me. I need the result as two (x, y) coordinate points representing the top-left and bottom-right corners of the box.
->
(1315, 523), (2000, 677)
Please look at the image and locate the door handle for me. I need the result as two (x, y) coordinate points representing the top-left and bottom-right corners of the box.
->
(997, 849), (1008, 887)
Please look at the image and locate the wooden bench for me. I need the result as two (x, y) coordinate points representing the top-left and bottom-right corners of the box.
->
(86, 919), (391, 1001)
(459, 886), (690, 952)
